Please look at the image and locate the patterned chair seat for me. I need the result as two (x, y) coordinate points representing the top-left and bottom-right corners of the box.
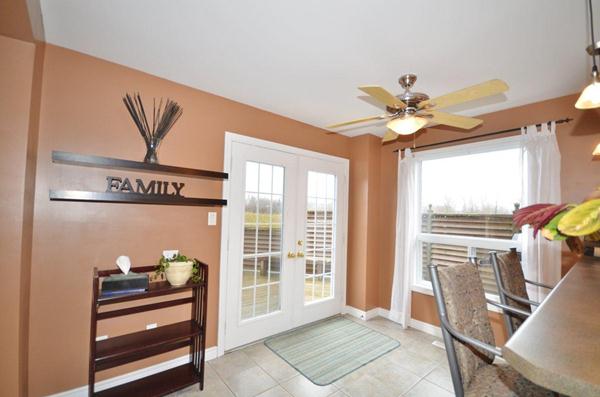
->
(466, 362), (555, 397)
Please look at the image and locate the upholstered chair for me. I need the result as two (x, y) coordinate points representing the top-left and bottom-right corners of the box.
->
(489, 250), (553, 336)
(429, 262), (555, 397)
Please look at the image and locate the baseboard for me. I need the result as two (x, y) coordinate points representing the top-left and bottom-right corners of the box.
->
(46, 346), (218, 397)
(343, 305), (379, 320)
(408, 318), (443, 338)
(345, 305), (443, 340)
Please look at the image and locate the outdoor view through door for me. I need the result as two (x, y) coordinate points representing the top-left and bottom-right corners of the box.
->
(304, 171), (336, 303)
(242, 162), (283, 319)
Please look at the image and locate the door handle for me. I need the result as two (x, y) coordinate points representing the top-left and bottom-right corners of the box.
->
(287, 251), (297, 258)
(296, 251), (305, 258)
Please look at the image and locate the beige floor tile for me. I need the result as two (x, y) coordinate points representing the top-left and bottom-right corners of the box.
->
(222, 365), (278, 397)
(404, 338), (446, 362)
(326, 391), (348, 397)
(173, 372), (234, 397)
(255, 355), (299, 383)
(366, 361), (421, 396)
(423, 365), (454, 392)
(336, 372), (398, 397)
(383, 347), (438, 377)
(210, 350), (256, 379)
(243, 342), (279, 363)
(403, 379), (455, 397)
(255, 385), (293, 397)
(281, 374), (339, 397)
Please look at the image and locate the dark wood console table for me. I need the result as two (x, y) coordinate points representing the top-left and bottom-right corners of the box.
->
(88, 263), (208, 397)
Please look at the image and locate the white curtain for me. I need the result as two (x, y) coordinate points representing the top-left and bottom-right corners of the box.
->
(390, 148), (420, 328)
(521, 121), (562, 301)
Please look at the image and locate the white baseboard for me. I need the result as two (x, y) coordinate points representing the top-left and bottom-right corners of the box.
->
(46, 346), (218, 397)
(345, 305), (443, 340)
(408, 318), (443, 338)
(343, 305), (379, 320)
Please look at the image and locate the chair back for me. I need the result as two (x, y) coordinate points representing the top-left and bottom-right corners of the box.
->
(430, 263), (496, 393)
(491, 250), (531, 332)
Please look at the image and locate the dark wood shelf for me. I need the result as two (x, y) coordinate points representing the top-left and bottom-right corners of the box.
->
(94, 363), (200, 397)
(97, 280), (204, 305)
(50, 190), (227, 207)
(53, 151), (228, 180)
(90, 264), (208, 396)
(95, 320), (202, 371)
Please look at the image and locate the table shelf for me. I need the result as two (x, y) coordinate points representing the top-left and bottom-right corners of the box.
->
(95, 320), (202, 371)
(94, 363), (200, 397)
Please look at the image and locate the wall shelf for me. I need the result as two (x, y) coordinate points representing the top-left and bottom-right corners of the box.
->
(50, 190), (227, 207)
(52, 151), (228, 180)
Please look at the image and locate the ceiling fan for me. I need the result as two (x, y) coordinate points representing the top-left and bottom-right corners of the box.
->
(327, 74), (509, 143)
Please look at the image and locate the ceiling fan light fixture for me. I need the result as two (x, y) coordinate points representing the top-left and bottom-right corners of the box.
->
(386, 115), (428, 135)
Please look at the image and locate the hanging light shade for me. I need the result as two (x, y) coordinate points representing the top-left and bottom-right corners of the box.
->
(576, 67), (600, 109)
(577, 0), (600, 109)
(387, 116), (428, 135)
(593, 142), (600, 160)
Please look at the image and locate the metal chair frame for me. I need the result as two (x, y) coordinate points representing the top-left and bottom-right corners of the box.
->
(428, 264), (530, 397)
(488, 250), (553, 336)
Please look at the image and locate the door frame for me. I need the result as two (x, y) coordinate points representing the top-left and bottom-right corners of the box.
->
(218, 132), (349, 356)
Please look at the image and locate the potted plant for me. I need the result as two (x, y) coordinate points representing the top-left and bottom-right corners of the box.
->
(156, 252), (201, 286)
(514, 187), (600, 256)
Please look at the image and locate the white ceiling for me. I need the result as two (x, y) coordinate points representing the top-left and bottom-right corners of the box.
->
(40, 0), (591, 137)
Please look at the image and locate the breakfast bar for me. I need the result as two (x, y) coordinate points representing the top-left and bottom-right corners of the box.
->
(503, 257), (600, 396)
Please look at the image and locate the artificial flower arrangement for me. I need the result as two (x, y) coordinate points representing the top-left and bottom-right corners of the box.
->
(155, 251), (201, 286)
(514, 187), (600, 255)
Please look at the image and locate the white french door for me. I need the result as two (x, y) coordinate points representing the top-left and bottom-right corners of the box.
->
(222, 135), (348, 351)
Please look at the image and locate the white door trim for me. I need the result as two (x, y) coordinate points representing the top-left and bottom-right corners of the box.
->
(218, 132), (349, 356)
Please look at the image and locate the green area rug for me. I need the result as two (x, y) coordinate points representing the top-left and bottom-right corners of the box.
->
(264, 316), (400, 385)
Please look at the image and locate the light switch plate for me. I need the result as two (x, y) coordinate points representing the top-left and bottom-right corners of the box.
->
(208, 211), (217, 226)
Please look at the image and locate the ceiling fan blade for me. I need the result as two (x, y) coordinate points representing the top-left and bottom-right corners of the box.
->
(382, 130), (399, 143)
(423, 111), (483, 129)
(358, 86), (406, 109)
(418, 79), (508, 110)
(326, 114), (387, 129)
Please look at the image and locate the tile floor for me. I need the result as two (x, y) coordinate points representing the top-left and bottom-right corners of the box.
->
(172, 315), (455, 397)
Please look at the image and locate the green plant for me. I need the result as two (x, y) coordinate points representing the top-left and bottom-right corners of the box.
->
(155, 254), (201, 283)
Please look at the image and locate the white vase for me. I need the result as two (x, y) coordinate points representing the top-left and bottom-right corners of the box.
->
(164, 261), (193, 286)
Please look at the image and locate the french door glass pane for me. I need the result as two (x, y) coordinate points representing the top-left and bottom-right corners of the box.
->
(304, 171), (336, 303)
(241, 161), (284, 320)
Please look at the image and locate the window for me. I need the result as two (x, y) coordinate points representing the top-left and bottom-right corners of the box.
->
(413, 137), (522, 296)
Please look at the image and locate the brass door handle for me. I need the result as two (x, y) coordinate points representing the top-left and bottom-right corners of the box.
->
(296, 252), (304, 258)
(287, 251), (297, 258)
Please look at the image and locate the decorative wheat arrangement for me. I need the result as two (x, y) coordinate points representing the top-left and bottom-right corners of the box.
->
(123, 93), (183, 164)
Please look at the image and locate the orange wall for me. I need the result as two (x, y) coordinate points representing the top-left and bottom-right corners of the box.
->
(0, 35), (37, 397)
(347, 134), (381, 310)
(25, 44), (352, 396)
(0, 0), (35, 42)
(5, 35), (600, 396)
(378, 94), (600, 344)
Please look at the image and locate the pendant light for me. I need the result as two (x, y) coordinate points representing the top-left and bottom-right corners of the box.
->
(576, 0), (600, 109)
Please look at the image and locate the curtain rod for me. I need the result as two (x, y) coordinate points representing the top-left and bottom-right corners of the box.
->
(393, 117), (573, 153)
